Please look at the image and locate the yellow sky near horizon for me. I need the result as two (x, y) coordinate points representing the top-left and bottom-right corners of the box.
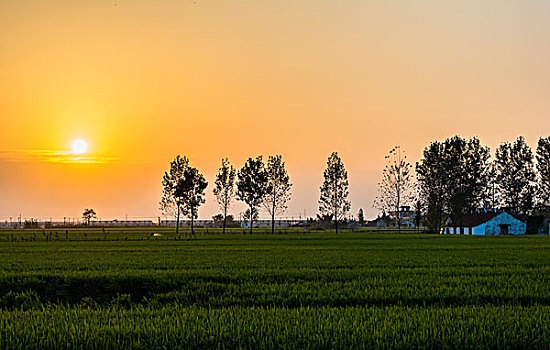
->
(1, 0), (549, 221)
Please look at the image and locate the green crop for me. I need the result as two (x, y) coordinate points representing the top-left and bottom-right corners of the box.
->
(0, 231), (549, 348)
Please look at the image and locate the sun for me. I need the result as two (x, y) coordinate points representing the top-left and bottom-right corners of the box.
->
(71, 139), (88, 155)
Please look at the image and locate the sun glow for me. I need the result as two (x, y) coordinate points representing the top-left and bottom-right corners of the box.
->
(71, 139), (88, 155)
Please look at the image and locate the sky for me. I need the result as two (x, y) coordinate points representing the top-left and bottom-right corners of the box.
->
(1, 0), (549, 222)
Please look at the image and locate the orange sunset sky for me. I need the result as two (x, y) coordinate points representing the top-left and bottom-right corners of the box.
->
(1, 0), (549, 222)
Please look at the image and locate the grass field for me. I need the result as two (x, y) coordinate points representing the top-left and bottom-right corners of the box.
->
(1, 229), (549, 348)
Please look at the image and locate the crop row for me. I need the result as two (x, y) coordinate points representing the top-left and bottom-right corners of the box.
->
(1, 266), (550, 309)
(1, 305), (549, 349)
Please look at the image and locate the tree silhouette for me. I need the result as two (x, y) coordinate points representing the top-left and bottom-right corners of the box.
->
(416, 141), (446, 233)
(495, 136), (536, 213)
(537, 136), (550, 207)
(319, 152), (350, 234)
(375, 146), (412, 234)
(174, 165), (208, 236)
(160, 155), (189, 237)
(82, 208), (96, 226)
(241, 208), (259, 223)
(442, 136), (491, 232)
(213, 158), (236, 235)
(357, 208), (364, 226)
(236, 156), (269, 234)
(416, 136), (491, 233)
(213, 214), (234, 227)
(414, 200), (422, 233)
(263, 155), (292, 234)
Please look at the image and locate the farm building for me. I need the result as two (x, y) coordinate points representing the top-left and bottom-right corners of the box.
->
(444, 210), (526, 235)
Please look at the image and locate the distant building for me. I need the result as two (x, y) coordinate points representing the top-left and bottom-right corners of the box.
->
(444, 210), (526, 235)
(368, 207), (417, 228)
(366, 217), (389, 227)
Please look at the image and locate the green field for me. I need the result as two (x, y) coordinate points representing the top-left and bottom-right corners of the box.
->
(1, 230), (550, 348)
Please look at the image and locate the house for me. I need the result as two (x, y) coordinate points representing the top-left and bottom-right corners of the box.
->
(444, 210), (526, 235)
(387, 206), (418, 227)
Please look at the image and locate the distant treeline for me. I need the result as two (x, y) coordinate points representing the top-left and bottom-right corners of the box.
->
(157, 135), (550, 235)
(416, 135), (550, 233)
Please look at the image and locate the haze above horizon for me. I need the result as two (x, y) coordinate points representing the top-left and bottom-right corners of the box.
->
(1, 0), (549, 221)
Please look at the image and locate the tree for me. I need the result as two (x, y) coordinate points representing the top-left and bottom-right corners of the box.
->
(174, 165), (208, 236)
(442, 136), (491, 232)
(537, 136), (550, 207)
(495, 136), (536, 213)
(236, 156), (269, 234)
(82, 208), (96, 225)
(213, 214), (234, 227)
(486, 161), (498, 210)
(416, 137), (491, 234)
(357, 208), (365, 226)
(416, 141), (445, 233)
(241, 208), (259, 223)
(263, 155), (292, 234)
(375, 146), (412, 234)
(213, 158), (236, 234)
(319, 152), (351, 234)
(160, 155), (189, 236)
(413, 200), (422, 233)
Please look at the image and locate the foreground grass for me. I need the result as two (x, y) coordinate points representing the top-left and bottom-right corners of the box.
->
(0, 232), (549, 348)
(2, 305), (549, 349)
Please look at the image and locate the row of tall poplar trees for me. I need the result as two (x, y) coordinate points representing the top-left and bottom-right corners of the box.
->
(159, 155), (293, 235)
(159, 152), (353, 235)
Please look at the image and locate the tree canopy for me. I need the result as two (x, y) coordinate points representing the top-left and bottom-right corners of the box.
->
(213, 158), (236, 234)
(495, 136), (536, 213)
(236, 156), (269, 234)
(319, 152), (351, 234)
(263, 155), (292, 234)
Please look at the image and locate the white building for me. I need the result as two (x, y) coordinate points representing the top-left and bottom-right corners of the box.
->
(444, 211), (526, 235)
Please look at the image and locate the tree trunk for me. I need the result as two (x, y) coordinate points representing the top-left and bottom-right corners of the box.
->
(249, 205), (253, 235)
(334, 208), (338, 234)
(191, 208), (194, 237)
(397, 205), (401, 234)
(397, 197), (401, 235)
(271, 198), (276, 235)
(271, 188), (277, 235)
(222, 204), (227, 235)
(176, 205), (180, 238)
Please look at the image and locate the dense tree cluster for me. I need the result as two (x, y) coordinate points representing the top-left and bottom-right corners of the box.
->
(159, 155), (208, 236)
(536, 137), (550, 207)
(416, 137), (491, 233)
(416, 135), (550, 232)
